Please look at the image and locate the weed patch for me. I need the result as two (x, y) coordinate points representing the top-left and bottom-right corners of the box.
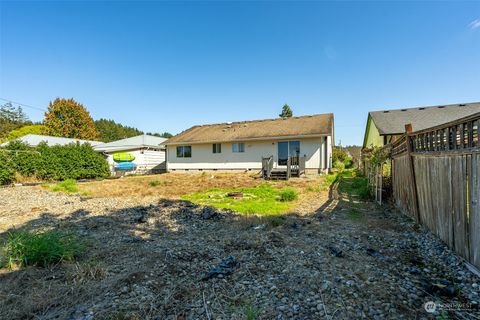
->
(279, 188), (298, 202)
(321, 173), (338, 191)
(148, 180), (163, 187)
(244, 304), (260, 320)
(346, 210), (364, 221)
(182, 184), (296, 215)
(68, 260), (107, 284)
(338, 171), (370, 199)
(1, 230), (84, 268)
(45, 179), (79, 193)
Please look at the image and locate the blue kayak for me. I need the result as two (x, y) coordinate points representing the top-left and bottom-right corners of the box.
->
(114, 162), (137, 171)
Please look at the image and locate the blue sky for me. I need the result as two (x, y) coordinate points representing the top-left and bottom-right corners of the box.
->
(1, 1), (479, 145)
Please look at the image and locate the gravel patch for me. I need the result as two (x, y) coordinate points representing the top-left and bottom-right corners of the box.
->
(0, 186), (478, 319)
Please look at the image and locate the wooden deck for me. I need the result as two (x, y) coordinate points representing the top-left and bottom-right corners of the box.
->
(262, 156), (305, 180)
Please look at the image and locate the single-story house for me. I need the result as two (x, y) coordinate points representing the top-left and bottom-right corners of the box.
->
(164, 114), (334, 174)
(94, 134), (167, 174)
(0, 134), (103, 147)
(363, 102), (480, 148)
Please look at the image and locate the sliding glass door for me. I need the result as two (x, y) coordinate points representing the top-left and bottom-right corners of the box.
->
(278, 141), (300, 166)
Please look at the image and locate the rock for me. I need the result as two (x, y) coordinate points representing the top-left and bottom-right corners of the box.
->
(328, 246), (344, 257)
(201, 206), (217, 219)
(202, 256), (237, 281)
(68, 307), (94, 320)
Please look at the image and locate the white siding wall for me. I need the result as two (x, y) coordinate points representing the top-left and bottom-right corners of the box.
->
(105, 148), (166, 174)
(167, 136), (331, 172)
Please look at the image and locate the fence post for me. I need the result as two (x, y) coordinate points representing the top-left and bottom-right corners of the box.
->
(405, 124), (421, 223)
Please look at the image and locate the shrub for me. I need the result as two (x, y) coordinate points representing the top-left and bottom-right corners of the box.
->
(333, 160), (345, 171)
(50, 179), (79, 193)
(332, 147), (353, 169)
(0, 152), (15, 185)
(0, 141), (110, 184)
(1, 230), (84, 268)
(149, 180), (162, 187)
(35, 143), (110, 181)
(279, 188), (298, 202)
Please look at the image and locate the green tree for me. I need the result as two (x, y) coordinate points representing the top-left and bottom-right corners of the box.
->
(6, 125), (48, 141)
(44, 98), (98, 140)
(147, 132), (173, 138)
(0, 102), (31, 140)
(279, 104), (293, 118)
(95, 119), (143, 142)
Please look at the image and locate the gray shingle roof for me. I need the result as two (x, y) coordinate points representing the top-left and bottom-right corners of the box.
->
(369, 102), (480, 135)
(0, 134), (103, 147)
(94, 134), (167, 152)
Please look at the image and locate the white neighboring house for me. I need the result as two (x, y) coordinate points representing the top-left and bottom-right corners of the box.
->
(94, 134), (167, 174)
(164, 114), (334, 174)
(0, 134), (103, 147)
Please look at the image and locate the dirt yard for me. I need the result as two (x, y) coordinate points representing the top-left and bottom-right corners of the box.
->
(0, 172), (479, 319)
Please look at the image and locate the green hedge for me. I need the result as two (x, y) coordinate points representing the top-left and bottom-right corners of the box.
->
(0, 141), (110, 185)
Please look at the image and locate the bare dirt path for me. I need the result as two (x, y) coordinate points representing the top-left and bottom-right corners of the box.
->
(0, 174), (479, 319)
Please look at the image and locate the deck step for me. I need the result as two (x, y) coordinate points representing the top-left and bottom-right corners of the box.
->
(269, 170), (288, 180)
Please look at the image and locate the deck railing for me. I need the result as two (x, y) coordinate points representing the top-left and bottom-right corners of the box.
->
(262, 155), (306, 179)
(262, 156), (273, 179)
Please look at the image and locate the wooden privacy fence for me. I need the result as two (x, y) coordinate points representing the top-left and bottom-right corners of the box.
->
(391, 115), (480, 269)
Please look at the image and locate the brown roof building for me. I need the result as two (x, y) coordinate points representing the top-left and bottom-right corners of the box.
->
(165, 113), (334, 174)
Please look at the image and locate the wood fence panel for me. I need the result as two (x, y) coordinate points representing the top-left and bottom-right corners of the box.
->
(434, 156), (453, 249)
(393, 154), (415, 218)
(390, 113), (480, 270)
(414, 156), (429, 228)
(451, 155), (469, 260)
(470, 154), (480, 267)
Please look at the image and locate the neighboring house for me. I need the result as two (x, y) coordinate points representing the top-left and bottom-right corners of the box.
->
(0, 134), (103, 147)
(94, 134), (167, 174)
(164, 114), (334, 174)
(363, 102), (480, 148)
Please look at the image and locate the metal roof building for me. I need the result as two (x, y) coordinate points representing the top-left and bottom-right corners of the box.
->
(0, 134), (103, 147)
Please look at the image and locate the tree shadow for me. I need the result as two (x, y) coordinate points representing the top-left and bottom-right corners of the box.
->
(0, 198), (304, 319)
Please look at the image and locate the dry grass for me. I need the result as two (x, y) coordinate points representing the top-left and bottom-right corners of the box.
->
(77, 172), (324, 197)
(77, 172), (263, 198)
(71, 172), (331, 215)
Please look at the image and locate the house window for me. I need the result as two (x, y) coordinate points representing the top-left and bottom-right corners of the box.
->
(232, 143), (245, 153)
(212, 143), (222, 154)
(176, 146), (192, 158)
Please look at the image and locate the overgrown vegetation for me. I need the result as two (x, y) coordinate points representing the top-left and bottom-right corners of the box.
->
(0, 102), (32, 142)
(279, 188), (298, 202)
(337, 170), (371, 200)
(5, 124), (47, 141)
(332, 147), (353, 170)
(0, 230), (84, 268)
(0, 141), (110, 185)
(45, 179), (80, 193)
(148, 180), (163, 187)
(321, 172), (338, 191)
(244, 304), (260, 320)
(182, 184), (298, 215)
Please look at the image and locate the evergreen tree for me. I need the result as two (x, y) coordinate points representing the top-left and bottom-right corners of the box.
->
(147, 132), (173, 138)
(279, 104), (293, 118)
(94, 119), (144, 142)
(0, 102), (31, 140)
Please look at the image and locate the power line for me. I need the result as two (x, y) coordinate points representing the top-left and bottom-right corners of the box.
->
(0, 98), (47, 112)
